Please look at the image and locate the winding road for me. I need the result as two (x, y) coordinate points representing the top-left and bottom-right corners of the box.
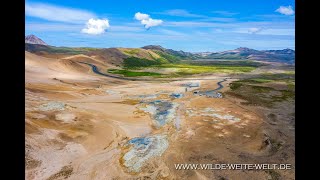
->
(78, 62), (137, 81)
(79, 62), (228, 95)
(79, 62), (229, 82)
(210, 78), (227, 91)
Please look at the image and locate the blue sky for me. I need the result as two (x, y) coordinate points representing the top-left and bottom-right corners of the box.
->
(25, 0), (295, 52)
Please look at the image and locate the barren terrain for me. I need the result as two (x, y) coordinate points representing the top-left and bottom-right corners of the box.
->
(25, 51), (294, 180)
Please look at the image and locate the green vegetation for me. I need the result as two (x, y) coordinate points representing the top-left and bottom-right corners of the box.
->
(251, 85), (274, 93)
(122, 49), (186, 68)
(272, 89), (295, 102)
(229, 85), (294, 107)
(270, 138), (283, 153)
(226, 74), (295, 107)
(153, 64), (256, 74)
(154, 51), (182, 63)
(205, 53), (245, 59)
(123, 57), (167, 68)
(229, 82), (243, 90)
(108, 69), (162, 77)
(25, 44), (97, 55)
(230, 72), (295, 88)
(184, 60), (263, 67)
(47, 47), (94, 54)
(265, 169), (281, 180)
(240, 78), (273, 84)
(120, 57), (259, 77)
(123, 49), (140, 55)
(260, 72), (295, 80)
(226, 87), (274, 107)
(287, 81), (295, 90)
(110, 61), (257, 78)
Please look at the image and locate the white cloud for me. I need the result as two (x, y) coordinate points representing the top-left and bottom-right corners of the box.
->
(26, 2), (96, 23)
(141, 19), (163, 29)
(248, 27), (262, 34)
(134, 12), (150, 21)
(276, 6), (295, 15)
(134, 12), (163, 29)
(81, 18), (110, 35)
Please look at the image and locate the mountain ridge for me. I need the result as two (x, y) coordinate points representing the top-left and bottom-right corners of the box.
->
(24, 37), (295, 65)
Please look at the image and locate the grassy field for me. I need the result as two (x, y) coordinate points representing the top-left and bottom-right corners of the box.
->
(108, 63), (257, 77)
(153, 51), (182, 63)
(181, 60), (264, 67)
(226, 73), (295, 107)
(107, 69), (162, 77)
(122, 49), (140, 55)
(123, 57), (167, 68)
(152, 64), (257, 75)
(115, 57), (260, 77)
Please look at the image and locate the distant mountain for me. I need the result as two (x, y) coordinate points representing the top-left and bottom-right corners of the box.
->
(196, 47), (295, 64)
(25, 35), (48, 45)
(247, 49), (295, 63)
(201, 47), (257, 60)
(142, 46), (295, 63)
(25, 42), (295, 65)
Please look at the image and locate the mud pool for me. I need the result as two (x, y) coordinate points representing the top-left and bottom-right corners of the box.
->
(140, 100), (178, 128)
(121, 98), (179, 172)
(122, 135), (169, 172)
(170, 93), (183, 99)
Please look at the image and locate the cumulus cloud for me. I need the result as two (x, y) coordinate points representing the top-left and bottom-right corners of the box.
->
(141, 19), (163, 29)
(134, 12), (163, 29)
(26, 2), (96, 23)
(134, 12), (150, 21)
(81, 18), (110, 35)
(248, 27), (262, 34)
(276, 6), (295, 15)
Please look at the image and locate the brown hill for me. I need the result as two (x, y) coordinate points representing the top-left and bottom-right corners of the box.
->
(25, 51), (101, 83)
